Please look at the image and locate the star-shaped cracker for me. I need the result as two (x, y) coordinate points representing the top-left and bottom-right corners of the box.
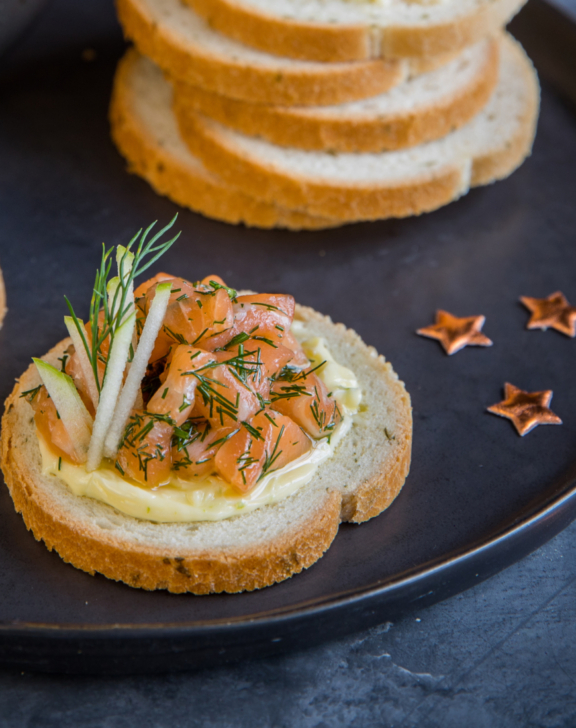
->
(520, 291), (576, 337)
(416, 310), (493, 355)
(487, 383), (562, 436)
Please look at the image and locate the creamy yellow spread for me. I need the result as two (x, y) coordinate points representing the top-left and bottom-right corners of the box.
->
(38, 330), (362, 523)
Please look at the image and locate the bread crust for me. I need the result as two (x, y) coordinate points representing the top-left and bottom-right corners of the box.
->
(116, 0), (413, 107)
(185, 0), (526, 63)
(173, 37), (500, 153)
(176, 37), (539, 222)
(110, 49), (337, 231)
(1, 306), (412, 594)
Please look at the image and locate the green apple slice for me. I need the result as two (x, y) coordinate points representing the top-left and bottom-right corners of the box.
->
(32, 359), (93, 462)
(116, 245), (134, 284)
(103, 280), (172, 458)
(86, 311), (136, 472)
(106, 276), (122, 321)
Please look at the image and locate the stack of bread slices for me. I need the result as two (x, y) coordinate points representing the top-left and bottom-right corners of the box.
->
(110, 0), (539, 230)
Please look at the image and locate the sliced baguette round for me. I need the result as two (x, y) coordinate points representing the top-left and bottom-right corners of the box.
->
(110, 49), (337, 231)
(116, 0), (457, 107)
(173, 36), (499, 154)
(177, 34), (540, 222)
(1, 306), (412, 594)
(185, 0), (526, 63)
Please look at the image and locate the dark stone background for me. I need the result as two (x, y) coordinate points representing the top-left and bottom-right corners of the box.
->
(1, 0), (576, 725)
(552, 0), (576, 13)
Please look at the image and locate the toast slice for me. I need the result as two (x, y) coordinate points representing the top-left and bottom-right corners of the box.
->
(110, 48), (337, 230)
(1, 306), (412, 594)
(116, 0), (464, 106)
(185, 0), (527, 63)
(177, 34), (539, 222)
(173, 36), (500, 153)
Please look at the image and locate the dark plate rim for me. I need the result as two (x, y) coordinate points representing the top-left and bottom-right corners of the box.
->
(2, 469), (575, 638)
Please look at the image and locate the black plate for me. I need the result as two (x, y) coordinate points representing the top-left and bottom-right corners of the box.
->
(0, 0), (575, 675)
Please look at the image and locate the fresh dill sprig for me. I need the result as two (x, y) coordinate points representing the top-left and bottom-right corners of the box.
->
(251, 302), (283, 312)
(270, 384), (311, 402)
(192, 371), (239, 423)
(202, 280), (238, 301)
(64, 215), (180, 394)
(274, 360), (326, 383)
(20, 385), (42, 402)
(260, 425), (285, 480)
(172, 419), (209, 453)
(242, 421), (264, 441)
(222, 332), (250, 349)
(119, 410), (176, 450)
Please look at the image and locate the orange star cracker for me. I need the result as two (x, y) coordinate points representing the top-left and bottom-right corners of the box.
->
(520, 291), (576, 337)
(417, 310), (493, 355)
(487, 383), (562, 436)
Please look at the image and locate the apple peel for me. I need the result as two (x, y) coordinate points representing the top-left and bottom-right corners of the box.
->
(103, 280), (172, 458)
(86, 311), (136, 472)
(33, 359), (93, 462)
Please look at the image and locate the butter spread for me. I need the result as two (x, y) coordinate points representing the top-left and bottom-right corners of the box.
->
(38, 330), (361, 523)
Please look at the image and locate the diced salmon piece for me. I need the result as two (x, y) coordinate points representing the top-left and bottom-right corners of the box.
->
(191, 360), (260, 428)
(172, 422), (237, 479)
(147, 346), (215, 426)
(141, 277), (199, 362)
(193, 287), (235, 350)
(214, 409), (310, 492)
(259, 410), (311, 474)
(65, 346), (96, 416)
(270, 371), (342, 439)
(116, 412), (173, 486)
(200, 274), (228, 289)
(215, 340), (295, 400)
(211, 294), (295, 351)
(238, 293), (295, 320)
(134, 272), (174, 299)
(142, 277), (235, 361)
(281, 331), (309, 369)
(30, 387), (84, 464)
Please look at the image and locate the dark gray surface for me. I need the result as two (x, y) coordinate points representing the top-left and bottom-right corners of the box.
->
(1, 0), (576, 720)
(1, 521), (575, 727)
(0, 0), (48, 56)
(551, 0), (576, 15)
